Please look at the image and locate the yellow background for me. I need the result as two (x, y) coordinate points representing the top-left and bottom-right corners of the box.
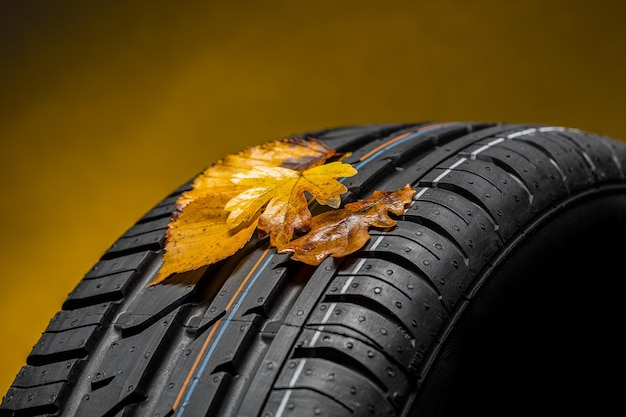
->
(1, 1), (625, 395)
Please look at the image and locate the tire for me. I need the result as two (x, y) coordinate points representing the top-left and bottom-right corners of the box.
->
(2, 121), (626, 417)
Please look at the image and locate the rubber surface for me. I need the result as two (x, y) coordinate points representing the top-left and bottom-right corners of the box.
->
(2, 121), (625, 417)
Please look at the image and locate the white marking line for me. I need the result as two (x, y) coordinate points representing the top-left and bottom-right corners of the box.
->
(506, 127), (539, 139)
(470, 137), (505, 159)
(274, 236), (385, 417)
(432, 157), (467, 184)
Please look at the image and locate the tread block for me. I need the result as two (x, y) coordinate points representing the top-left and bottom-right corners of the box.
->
(514, 134), (594, 192)
(208, 316), (261, 375)
(403, 190), (503, 262)
(263, 388), (348, 417)
(324, 274), (444, 352)
(138, 198), (177, 222)
(559, 131), (625, 181)
(184, 251), (291, 333)
(76, 313), (180, 417)
(46, 303), (115, 333)
(104, 229), (165, 258)
(305, 300), (415, 370)
(273, 357), (395, 416)
(233, 265), (290, 319)
(85, 251), (156, 280)
(337, 257), (447, 325)
(28, 324), (104, 366)
(120, 216), (171, 238)
(64, 271), (136, 309)
(0, 382), (65, 415)
(11, 360), (80, 389)
(114, 283), (193, 335)
(294, 328), (409, 407)
(342, 158), (394, 197)
(470, 139), (569, 208)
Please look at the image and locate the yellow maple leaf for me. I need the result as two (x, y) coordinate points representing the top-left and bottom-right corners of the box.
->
(224, 161), (358, 247)
(177, 137), (335, 209)
(149, 137), (336, 286)
(278, 185), (416, 265)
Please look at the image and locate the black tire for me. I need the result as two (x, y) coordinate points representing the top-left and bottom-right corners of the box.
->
(2, 121), (626, 417)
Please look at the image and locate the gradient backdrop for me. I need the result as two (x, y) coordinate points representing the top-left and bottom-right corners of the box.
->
(1, 1), (625, 394)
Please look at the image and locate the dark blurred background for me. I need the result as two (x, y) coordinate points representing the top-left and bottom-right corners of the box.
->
(1, 0), (625, 393)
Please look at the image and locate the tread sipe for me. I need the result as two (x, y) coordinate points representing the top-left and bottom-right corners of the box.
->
(2, 121), (626, 417)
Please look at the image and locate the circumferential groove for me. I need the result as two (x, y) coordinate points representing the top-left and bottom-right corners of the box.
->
(292, 346), (388, 393)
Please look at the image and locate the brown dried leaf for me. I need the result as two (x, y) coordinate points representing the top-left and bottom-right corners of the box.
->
(278, 185), (416, 265)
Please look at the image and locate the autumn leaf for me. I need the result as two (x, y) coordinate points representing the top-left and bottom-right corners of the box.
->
(150, 137), (336, 286)
(224, 161), (358, 247)
(278, 185), (416, 265)
(177, 137), (335, 209)
(152, 194), (261, 285)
